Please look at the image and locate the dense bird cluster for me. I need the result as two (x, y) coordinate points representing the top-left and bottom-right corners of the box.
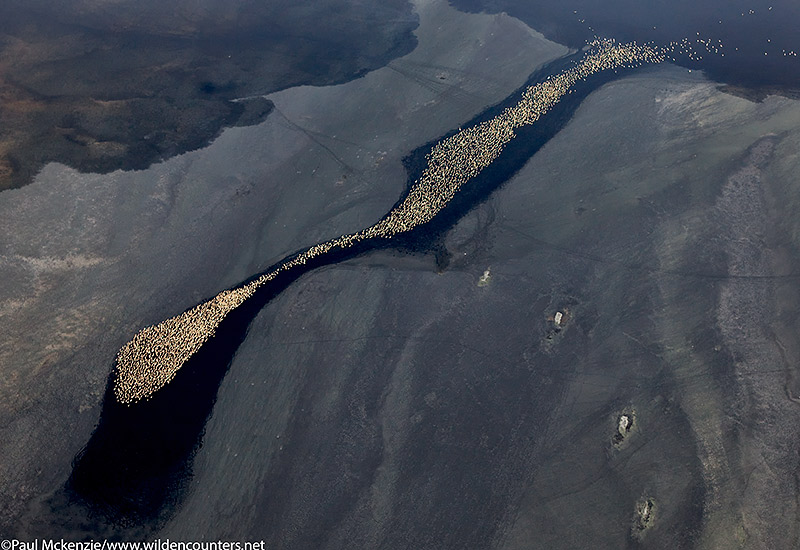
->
(114, 40), (664, 404)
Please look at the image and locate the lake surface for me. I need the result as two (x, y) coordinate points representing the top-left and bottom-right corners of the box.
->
(2, 0), (800, 547)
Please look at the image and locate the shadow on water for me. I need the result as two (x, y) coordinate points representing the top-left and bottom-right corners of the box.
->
(65, 52), (643, 533)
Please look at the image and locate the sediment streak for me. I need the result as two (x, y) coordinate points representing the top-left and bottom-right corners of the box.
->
(114, 39), (665, 404)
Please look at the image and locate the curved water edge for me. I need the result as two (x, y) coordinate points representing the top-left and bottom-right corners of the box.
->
(0, 0), (420, 191)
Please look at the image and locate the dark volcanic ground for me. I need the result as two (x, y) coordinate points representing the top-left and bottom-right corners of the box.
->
(0, 0), (418, 190)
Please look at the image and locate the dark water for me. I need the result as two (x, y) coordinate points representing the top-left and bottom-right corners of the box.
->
(453, 0), (800, 89)
(63, 241), (370, 532)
